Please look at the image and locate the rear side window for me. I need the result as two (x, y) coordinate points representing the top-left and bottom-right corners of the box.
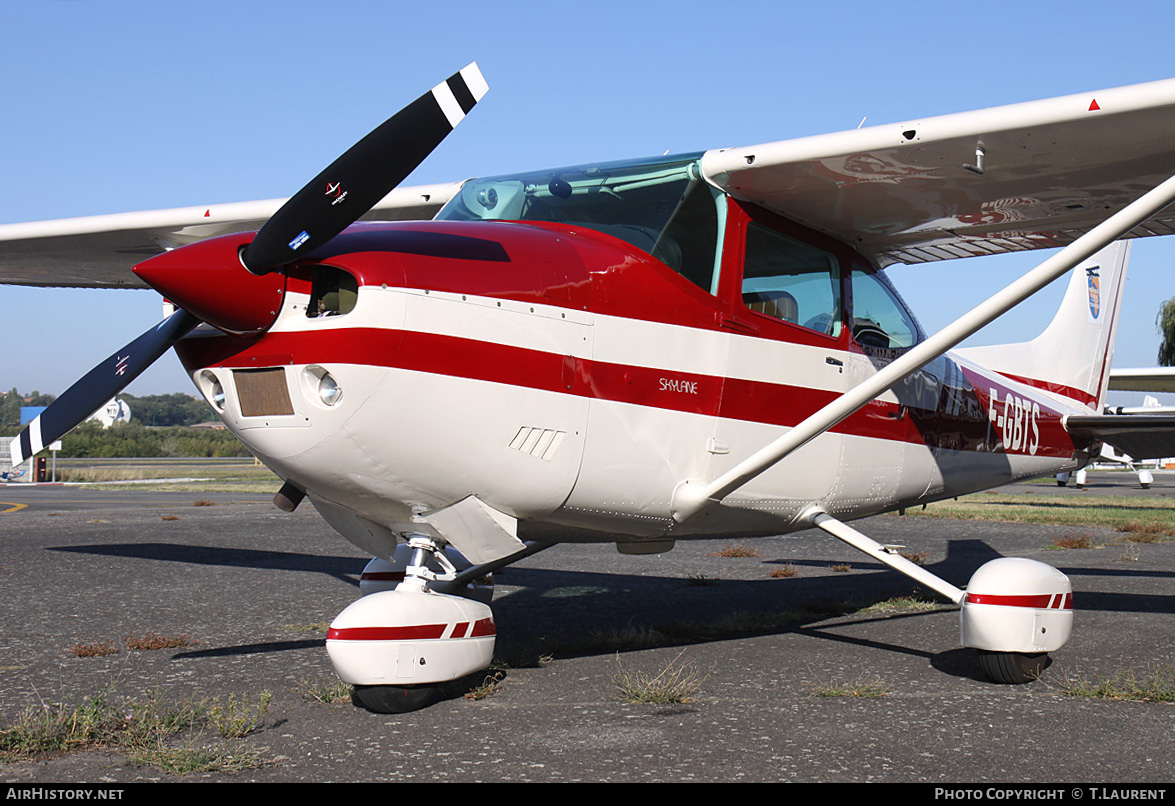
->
(849, 266), (921, 349)
(741, 223), (841, 337)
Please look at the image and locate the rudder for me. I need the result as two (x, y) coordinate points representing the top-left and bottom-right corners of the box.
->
(954, 240), (1131, 411)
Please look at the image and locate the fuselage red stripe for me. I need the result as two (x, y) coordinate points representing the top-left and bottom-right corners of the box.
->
(992, 371), (1097, 408)
(178, 326), (1079, 456)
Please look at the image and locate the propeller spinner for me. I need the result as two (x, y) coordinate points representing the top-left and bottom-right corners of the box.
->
(9, 63), (488, 466)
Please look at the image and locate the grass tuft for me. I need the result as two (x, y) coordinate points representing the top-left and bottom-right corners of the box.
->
(768, 564), (798, 578)
(0, 688), (271, 773)
(125, 632), (193, 651)
(1053, 663), (1175, 703)
(830, 563), (852, 573)
(1047, 533), (1096, 550)
(464, 671), (506, 701)
(207, 692), (271, 738)
(908, 490), (1175, 534)
(614, 651), (709, 704)
(68, 641), (119, 658)
(129, 742), (271, 775)
(854, 595), (942, 615)
(708, 543), (762, 558)
(298, 677), (353, 705)
(812, 674), (888, 698)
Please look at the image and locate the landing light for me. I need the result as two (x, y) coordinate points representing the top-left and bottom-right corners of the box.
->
(318, 372), (343, 407)
(202, 371), (226, 412)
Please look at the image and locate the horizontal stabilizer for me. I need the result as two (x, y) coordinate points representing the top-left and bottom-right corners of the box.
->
(1065, 414), (1175, 460)
(1108, 367), (1175, 393)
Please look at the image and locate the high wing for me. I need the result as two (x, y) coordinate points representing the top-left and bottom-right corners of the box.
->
(0, 182), (460, 288)
(9, 79), (1175, 289)
(701, 78), (1175, 267)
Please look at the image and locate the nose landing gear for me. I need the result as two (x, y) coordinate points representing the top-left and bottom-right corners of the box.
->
(327, 535), (497, 713)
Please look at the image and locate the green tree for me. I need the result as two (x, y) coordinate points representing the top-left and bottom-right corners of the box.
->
(0, 388), (20, 428)
(122, 393), (215, 427)
(1158, 298), (1175, 366)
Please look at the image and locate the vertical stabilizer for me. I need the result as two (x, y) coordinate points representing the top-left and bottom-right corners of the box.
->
(954, 241), (1131, 411)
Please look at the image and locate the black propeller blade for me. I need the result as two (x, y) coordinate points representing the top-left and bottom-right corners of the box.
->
(241, 62), (488, 274)
(9, 309), (200, 465)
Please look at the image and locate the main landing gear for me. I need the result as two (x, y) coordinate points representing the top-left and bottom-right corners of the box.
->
(327, 535), (551, 713)
(805, 508), (1073, 684)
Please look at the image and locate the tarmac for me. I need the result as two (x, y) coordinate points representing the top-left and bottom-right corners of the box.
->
(0, 472), (1171, 783)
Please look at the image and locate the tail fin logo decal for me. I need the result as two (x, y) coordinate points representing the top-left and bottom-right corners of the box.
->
(1086, 266), (1101, 320)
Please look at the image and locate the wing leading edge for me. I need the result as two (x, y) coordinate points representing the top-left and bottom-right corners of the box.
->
(0, 182), (461, 289)
(8, 78), (1175, 288)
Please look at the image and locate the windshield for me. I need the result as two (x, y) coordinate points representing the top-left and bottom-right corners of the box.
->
(436, 153), (722, 291)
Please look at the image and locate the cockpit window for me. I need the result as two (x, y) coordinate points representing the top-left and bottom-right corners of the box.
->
(436, 153), (722, 293)
(307, 265), (358, 318)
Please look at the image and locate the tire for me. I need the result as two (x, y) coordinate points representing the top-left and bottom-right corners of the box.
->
(1056, 480), (1067, 487)
(352, 684), (439, 713)
(977, 650), (1048, 684)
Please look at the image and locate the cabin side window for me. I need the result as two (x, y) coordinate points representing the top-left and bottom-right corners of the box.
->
(306, 265), (358, 318)
(849, 265), (921, 350)
(741, 223), (842, 337)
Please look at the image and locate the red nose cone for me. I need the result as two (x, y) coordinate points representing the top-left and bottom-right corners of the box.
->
(134, 233), (286, 335)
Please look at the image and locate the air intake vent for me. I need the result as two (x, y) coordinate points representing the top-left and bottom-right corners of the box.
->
(508, 427), (565, 461)
(234, 368), (294, 417)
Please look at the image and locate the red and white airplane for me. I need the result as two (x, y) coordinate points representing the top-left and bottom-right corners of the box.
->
(6, 64), (1175, 712)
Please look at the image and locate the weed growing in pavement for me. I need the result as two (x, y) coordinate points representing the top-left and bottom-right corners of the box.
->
(811, 674), (888, 698)
(1051, 663), (1175, 703)
(0, 687), (271, 773)
(614, 650), (710, 705)
(208, 691), (271, 738)
(708, 543), (762, 558)
(67, 641), (119, 658)
(124, 632), (193, 651)
(298, 677), (353, 705)
(1047, 532), (1096, 550)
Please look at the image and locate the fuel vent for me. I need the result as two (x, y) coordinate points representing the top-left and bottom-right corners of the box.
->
(234, 368), (294, 417)
(508, 427), (565, 461)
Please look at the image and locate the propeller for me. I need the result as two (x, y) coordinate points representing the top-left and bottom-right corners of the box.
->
(8, 63), (487, 466)
(9, 309), (200, 465)
(242, 62), (489, 274)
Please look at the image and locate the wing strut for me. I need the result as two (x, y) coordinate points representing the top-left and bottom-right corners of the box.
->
(804, 507), (964, 604)
(671, 171), (1175, 523)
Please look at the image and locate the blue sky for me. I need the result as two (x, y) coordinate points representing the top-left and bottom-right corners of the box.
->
(4, 0), (1175, 403)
